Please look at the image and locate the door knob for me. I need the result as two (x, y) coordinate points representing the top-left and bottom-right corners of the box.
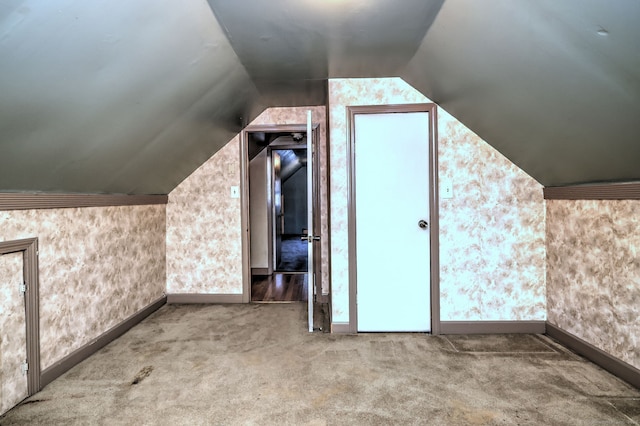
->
(418, 220), (428, 229)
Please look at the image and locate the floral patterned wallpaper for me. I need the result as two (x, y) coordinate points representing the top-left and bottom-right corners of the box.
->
(166, 106), (329, 295)
(547, 199), (640, 369)
(0, 205), (166, 370)
(438, 110), (546, 321)
(328, 78), (546, 324)
(166, 138), (243, 294)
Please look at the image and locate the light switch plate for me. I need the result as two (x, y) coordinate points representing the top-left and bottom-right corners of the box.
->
(441, 180), (453, 199)
(230, 186), (240, 198)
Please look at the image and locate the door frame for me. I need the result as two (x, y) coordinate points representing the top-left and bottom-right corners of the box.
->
(240, 124), (321, 303)
(0, 237), (41, 395)
(347, 104), (440, 334)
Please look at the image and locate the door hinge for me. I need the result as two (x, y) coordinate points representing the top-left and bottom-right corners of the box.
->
(21, 362), (28, 376)
(20, 282), (27, 294)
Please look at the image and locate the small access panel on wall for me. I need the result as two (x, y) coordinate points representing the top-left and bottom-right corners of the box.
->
(0, 238), (40, 416)
(0, 251), (29, 415)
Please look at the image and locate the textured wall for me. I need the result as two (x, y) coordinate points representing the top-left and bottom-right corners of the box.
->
(167, 106), (329, 294)
(547, 200), (640, 369)
(166, 139), (243, 294)
(0, 205), (166, 370)
(0, 252), (28, 415)
(438, 109), (546, 320)
(328, 77), (546, 323)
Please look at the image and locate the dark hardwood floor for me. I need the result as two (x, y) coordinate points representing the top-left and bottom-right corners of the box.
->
(251, 273), (308, 302)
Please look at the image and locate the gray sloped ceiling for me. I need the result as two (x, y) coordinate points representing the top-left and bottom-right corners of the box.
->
(0, 0), (638, 194)
(0, 0), (264, 194)
(403, 0), (640, 187)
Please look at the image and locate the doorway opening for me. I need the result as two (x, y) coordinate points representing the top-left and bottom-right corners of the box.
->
(272, 148), (308, 273)
(241, 125), (321, 304)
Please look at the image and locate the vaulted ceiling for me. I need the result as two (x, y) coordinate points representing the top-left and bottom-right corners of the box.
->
(1, 0), (638, 194)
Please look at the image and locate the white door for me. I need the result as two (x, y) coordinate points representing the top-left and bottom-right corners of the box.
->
(306, 110), (315, 332)
(0, 252), (28, 415)
(355, 112), (431, 332)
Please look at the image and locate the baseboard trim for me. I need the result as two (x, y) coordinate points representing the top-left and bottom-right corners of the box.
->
(251, 268), (270, 275)
(440, 321), (546, 335)
(545, 322), (640, 389)
(40, 295), (166, 389)
(331, 322), (353, 334)
(166, 293), (244, 304)
(329, 321), (545, 335)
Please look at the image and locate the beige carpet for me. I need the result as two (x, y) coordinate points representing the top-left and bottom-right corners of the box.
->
(1, 304), (639, 425)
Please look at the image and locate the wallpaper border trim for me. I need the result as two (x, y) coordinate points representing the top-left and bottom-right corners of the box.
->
(440, 321), (546, 334)
(544, 182), (640, 200)
(0, 193), (168, 211)
(166, 294), (243, 304)
(546, 322), (640, 389)
(40, 296), (166, 389)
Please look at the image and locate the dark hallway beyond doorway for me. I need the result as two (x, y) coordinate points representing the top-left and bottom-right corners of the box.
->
(276, 236), (307, 272)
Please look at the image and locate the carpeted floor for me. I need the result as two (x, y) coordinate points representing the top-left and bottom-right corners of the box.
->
(1, 304), (639, 425)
